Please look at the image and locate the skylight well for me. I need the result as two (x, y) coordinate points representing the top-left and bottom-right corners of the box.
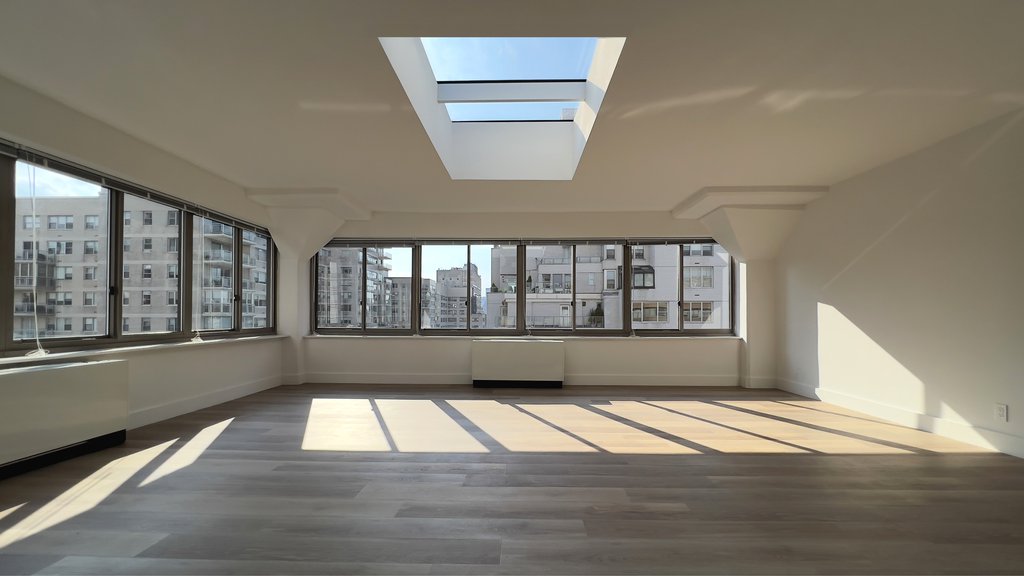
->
(380, 36), (625, 180)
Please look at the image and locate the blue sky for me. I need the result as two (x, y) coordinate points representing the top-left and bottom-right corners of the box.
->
(421, 37), (596, 122)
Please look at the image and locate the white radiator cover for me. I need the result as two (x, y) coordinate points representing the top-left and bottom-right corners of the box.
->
(0, 360), (129, 466)
(471, 339), (565, 383)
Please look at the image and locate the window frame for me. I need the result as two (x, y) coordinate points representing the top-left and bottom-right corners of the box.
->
(0, 144), (277, 357)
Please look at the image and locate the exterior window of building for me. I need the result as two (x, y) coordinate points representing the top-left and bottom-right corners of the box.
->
(241, 230), (273, 329)
(603, 269), (617, 290)
(631, 246), (646, 260)
(526, 245), (571, 329)
(142, 264), (152, 279)
(123, 265), (130, 279)
(84, 241), (98, 255)
(632, 301), (669, 323)
(168, 264), (179, 279)
(633, 267), (655, 288)
(682, 301), (714, 323)
(193, 216), (235, 331)
(683, 266), (714, 288)
(167, 237), (179, 252)
(122, 318), (130, 332)
(142, 291), (152, 306)
(142, 211), (152, 225)
(85, 215), (99, 230)
(603, 245), (615, 260)
(122, 292), (130, 306)
(123, 239), (130, 252)
(167, 318), (178, 331)
(167, 210), (179, 226)
(143, 238), (152, 252)
(141, 317), (152, 332)
(12, 162), (109, 340)
(84, 266), (96, 280)
(360, 246), (410, 330)
(83, 292), (96, 306)
(83, 317), (96, 333)
(683, 244), (715, 257)
(123, 211), (131, 226)
(47, 215), (73, 230)
(317, 247), (362, 329)
(168, 291), (178, 306)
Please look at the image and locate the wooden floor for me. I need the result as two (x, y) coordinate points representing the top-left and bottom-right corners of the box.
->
(2, 384), (1024, 575)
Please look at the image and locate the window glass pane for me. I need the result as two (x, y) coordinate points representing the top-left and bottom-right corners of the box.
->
(422, 245), (468, 329)
(241, 230), (271, 329)
(123, 195), (180, 334)
(366, 246), (411, 330)
(316, 247), (362, 328)
(576, 244), (622, 329)
(192, 215), (235, 331)
(474, 244), (514, 329)
(13, 162), (109, 340)
(524, 245), (571, 329)
(631, 244), (678, 330)
(683, 243), (731, 330)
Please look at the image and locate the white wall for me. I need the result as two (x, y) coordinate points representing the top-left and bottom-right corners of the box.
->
(776, 111), (1024, 456)
(305, 336), (739, 387)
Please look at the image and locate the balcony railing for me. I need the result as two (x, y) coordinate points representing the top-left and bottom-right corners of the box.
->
(202, 222), (233, 236)
(14, 303), (56, 315)
(526, 315), (572, 328)
(575, 256), (601, 263)
(204, 250), (233, 263)
(201, 302), (233, 314)
(15, 250), (50, 262)
(203, 277), (232, 288)
(539, 257), (570, 265)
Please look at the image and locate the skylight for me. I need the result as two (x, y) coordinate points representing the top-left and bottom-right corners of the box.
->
(421, 37), (597, 81)
(446, 101), (580, 122)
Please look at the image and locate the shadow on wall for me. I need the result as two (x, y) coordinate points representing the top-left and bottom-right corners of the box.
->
(787, 109), (1024, 453)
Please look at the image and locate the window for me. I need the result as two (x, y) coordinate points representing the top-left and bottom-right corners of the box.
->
(142, 211), (152, 225)
(122, 292), (130, 306)
(123, 211), (131, 226)
(12, 162), (109, 340)
(632, 266), (655, 289)
(167, 237), (179, 252)
(143, 238), (153, 252)
(241, 231), (273, 330)
(123, 239), (131, 252)
(631, 246), (646, 260)
(84, 241), (98, 255)
(167, 210), (179, 226)
(421, 245), (469, 330)
(167, 318), (178, 331)
(85, 215), (99, 230)
(168, 291), (178, 306)
(683, 266), (714, 288)
(141, 317), (152, 332)
(193, 216), (235, 331)
(83, 317), (96, 333)
(682, 302), (714, 323)
(604, 269), (617, 290)
(84, 266), (97, 280)
(604, 245), (615, 260)
(47, 215), (73, 230)
(122, 318), (130, 332)
(47, 241), (73, 255)
(142, 291), (152, 306)
(168, 264), (179, 279)
(83, 292), (96, 306)
(579, 245), (621, 329)
(142, 264), (152, 279)
(123, 265), (130, 279)
(632, 302), (669, 323)
(683, 244), (715, 257)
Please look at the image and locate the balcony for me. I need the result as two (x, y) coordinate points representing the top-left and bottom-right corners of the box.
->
(526, 315), (571, 328)
(15, 250), (49, 262)
(203, 277), (232, 288)
(539, 257), (570, 265)
(14, 303), (56, 315)
(576, 256), (601, 264)
(202, 221), (233, 237)
(201, 302), (233, 315)
(204, 250), (233, 264)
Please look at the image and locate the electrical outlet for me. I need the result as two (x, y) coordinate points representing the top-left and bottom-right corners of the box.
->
(995, 403), (1009, 422)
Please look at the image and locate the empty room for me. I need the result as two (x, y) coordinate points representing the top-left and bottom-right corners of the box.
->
(0, 1), (1023, 574)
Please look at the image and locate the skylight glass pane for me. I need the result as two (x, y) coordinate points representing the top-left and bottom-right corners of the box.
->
(421, 37), (597, 81)
(446, 101), (579, 122)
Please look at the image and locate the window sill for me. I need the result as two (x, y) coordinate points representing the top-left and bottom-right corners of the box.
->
(0, 334), (286, 368)
(306, 333), (738, 341)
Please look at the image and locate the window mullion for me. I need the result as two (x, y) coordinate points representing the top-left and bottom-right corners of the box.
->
(361, 247), (368, 332)
(110, 189), (124, 339)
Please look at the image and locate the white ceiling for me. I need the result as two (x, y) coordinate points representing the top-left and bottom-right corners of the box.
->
(0, 0), (1022, 214)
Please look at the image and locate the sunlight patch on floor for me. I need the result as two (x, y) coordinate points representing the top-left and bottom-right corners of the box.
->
(596, 401), (806, 453)
(376, 399), (488, 453)
(449, 400), (596, 453)
(519, 404), (697, 454)
(0, 440), (175, 550)
(301, 399), (391, 452)
(139, 418), (235, 487)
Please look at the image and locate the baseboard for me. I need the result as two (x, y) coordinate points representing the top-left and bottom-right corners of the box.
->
(803, 386), (1024, 459)
(474, 379), (562, 389)
(565, 373), (738, 386)
(776, 377), (820, 399)
(741, 376), (778, 389)
(0, 430), (125, 480)
(303, 372), (473, 385)
(129, 374), (282, 429)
